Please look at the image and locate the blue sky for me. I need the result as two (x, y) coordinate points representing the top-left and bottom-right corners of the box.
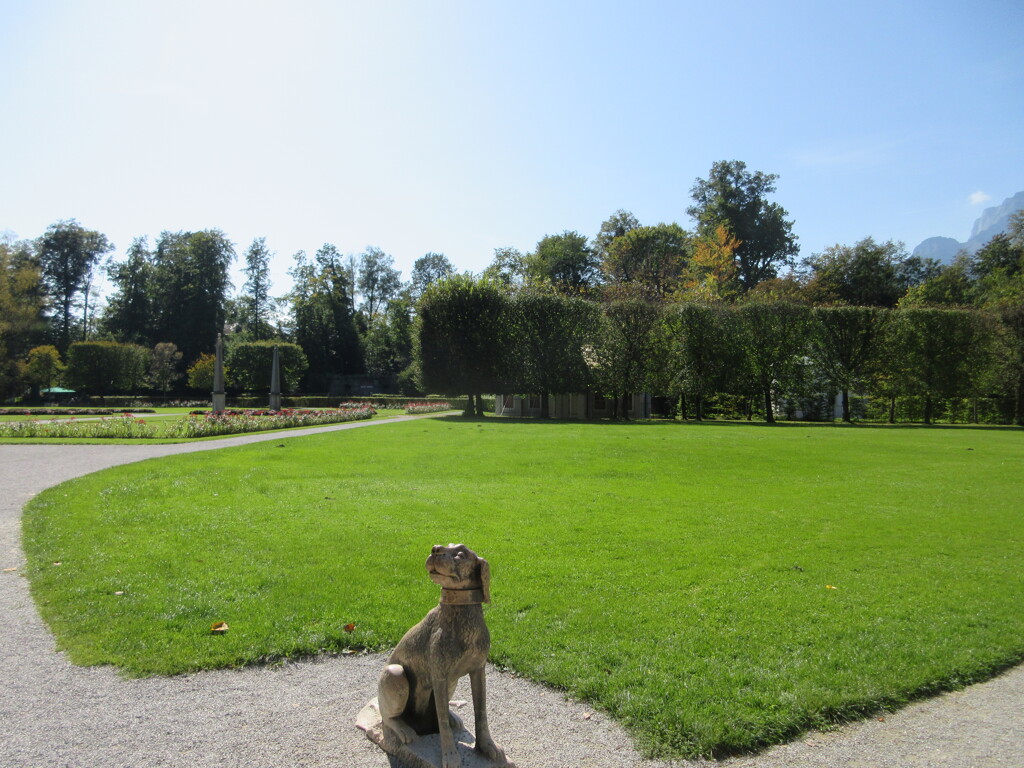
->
(2, 0), (1022, 296)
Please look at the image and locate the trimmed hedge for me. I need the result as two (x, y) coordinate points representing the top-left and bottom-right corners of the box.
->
(0, 408), (157, 416)
(86, 394), (496, 411)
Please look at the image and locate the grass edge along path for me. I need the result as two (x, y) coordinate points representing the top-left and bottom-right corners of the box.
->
(21, 418), (1024, 759)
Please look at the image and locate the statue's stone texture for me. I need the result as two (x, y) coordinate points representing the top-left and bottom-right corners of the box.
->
(357, 544), (515, 768)
(212, 333), (226, 414)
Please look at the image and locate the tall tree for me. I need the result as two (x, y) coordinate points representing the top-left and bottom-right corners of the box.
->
(972, 221), (1024, 424)
(526, 231), (601, 294)
(505, 290), (600, 417)
(594, 209), (640, 261)
(102, 237), (155, 344)
(670, 302), (739, 420)
(602, 223), (690, 298)
(803, 237), (936, 307)
(239, 237), (275, 339)
(482, 247), (528, 288)
(735, 301), (811, 422)
(36, 219), (113, 351)
(900, 254), (975, 307)
(809, 306), (890, 422)
(688, 160), (798, 291)
(149, 342), (183, 402)
(891, 307), (990, 424)
(0, 238), (46, 362)
(23, 345), (64, 400)
(364, 293), (415, 379)
(410, 252), (455, 300)
(150, 230), (235, 366)
(287, 246), (363, 390)
(357, 246), (402, 319)
(417, 275), (509, 416)
(591, 298), (664, 419)
(680, 225), (741, 302)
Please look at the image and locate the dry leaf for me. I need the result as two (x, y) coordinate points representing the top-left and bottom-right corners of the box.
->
(3, 567), (17, 573)
(210, 621), (229, 634)
(583, 712), (592, 720)
(343, 623), (356, 632)
(114, 591), (124, 596)
(825, 585), (837, 590)
(53, 561), (62, 566)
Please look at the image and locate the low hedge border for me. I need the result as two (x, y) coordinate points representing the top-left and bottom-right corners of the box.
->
(0, 408), (157, 416)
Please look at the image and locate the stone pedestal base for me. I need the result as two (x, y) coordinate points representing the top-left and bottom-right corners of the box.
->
(212, 392), (226, 413)
(269, 393), (281, 412)
(356, 698), (515, 768)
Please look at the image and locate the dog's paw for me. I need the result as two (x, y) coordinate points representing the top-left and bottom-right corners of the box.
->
(476, 736), (507, 763)
(382, 717), (417, 745)
(441, 742), (461, 768)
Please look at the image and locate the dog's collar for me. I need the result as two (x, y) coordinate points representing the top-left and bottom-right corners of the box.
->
(440, 587), (486, 605)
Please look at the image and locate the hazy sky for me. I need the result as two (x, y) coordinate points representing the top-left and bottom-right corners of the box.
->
(2, 0), (1022, 296)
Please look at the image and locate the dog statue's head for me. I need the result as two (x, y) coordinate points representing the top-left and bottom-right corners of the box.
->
(426, 543), (491, 603)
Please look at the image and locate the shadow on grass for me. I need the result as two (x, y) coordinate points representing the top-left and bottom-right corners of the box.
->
(432, 414), (1023, 432)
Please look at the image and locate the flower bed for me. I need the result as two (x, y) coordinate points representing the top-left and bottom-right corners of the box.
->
(0, 414), (157, 438)
(404, 401), (452, 414)
(0, 408), (156, 416)
(163, 406), (376, 438)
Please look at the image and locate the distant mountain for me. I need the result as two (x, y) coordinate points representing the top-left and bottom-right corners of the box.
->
(913, 191), (1024, 263)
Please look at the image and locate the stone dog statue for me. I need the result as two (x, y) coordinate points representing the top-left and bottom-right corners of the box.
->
(375, 543), (514, 768)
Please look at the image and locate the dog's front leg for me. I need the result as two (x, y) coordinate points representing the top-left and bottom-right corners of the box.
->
(432, 673), (460, 768)
(470, 667), (508, 765)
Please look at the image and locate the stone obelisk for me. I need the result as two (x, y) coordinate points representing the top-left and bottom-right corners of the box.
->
(212, 333), (226, 414)
(269, 345), (282, 412)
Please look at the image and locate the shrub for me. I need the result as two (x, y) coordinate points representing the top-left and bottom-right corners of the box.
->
(65, 342), (150, 397)
(405, 401), (452, 414)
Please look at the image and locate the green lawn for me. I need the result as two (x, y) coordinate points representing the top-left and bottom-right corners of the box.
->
(21, 418), (1024, 758)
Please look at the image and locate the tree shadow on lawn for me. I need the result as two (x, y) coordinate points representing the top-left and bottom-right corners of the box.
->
(432, 414), (1023, 432)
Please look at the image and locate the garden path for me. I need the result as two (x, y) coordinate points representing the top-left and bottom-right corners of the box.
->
(1, 415), (1021, 767)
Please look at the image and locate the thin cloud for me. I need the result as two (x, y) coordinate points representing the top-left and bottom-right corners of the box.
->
(969, 190), (992, 205)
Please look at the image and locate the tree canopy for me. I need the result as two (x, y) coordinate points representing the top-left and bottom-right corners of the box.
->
(688, 160), (798, 291)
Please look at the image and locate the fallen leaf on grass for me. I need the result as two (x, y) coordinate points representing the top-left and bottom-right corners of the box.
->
(210, 621), (229, 634)
(825, 585), (838, 590)
(343, 623), (356, 632)
(53, 561), (62, 566)
(114, 591), (124, 596)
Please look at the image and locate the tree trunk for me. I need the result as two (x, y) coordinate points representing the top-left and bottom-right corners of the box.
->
(970, 397), (979, 424)
(475, 393), (485, 417)
(924, 395), (933, 425)
(763, 387), (775, 423)
(695, 393), (704, 422)
(888, 394), (896, 424)
(541, 392), (549, 419)
(745, 398), (752, 421)
(1015, 375), (1023, 427)
(842, 389), (851, 423)
(464, 394), (474, 417)
(679, 392), (688, 421)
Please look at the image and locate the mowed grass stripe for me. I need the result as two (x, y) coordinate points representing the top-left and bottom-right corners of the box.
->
(22, 418), (1024, 758)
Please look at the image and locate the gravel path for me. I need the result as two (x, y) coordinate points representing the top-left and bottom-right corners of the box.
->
(1, 417), (1021, 767)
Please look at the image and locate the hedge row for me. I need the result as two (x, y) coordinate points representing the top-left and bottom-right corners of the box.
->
(86, 395), (487, 410)
(0, 408), (157, 416)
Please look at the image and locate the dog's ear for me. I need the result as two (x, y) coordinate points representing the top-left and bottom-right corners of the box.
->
(477, 557), (491, 603)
